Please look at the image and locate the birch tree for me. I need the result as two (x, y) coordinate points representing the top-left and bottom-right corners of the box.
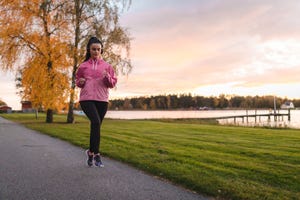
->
(66, 0), (132, 123)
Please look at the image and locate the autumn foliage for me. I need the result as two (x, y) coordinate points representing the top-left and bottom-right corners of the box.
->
(0, 0), (72, 122)
(0, 0), (132, 123)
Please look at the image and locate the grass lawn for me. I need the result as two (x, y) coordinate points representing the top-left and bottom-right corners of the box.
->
(1, 113), (300, 200)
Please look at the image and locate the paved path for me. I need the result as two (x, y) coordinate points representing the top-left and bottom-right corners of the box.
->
(0, 117), (211, 200)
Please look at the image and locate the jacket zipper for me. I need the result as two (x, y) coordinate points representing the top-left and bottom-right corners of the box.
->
(92, 60), (98, 70)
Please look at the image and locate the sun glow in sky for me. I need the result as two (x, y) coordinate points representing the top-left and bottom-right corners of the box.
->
(1, 0), (300, 110)
(110, 0), (300, 99)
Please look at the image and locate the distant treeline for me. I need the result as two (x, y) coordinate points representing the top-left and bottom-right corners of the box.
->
(108, 94), (300, 110)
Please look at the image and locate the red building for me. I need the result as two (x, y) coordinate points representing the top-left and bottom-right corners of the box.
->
(21, 101), (34, 112)
(0, 105), (12, 113)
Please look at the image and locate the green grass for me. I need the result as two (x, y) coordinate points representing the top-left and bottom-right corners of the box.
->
(1, 113), (300, 200)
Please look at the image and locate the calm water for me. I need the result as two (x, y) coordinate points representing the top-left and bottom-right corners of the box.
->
(76, 109), (300, 129)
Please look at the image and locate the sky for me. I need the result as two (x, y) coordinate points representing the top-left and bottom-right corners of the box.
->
(1, 0), (300, 110)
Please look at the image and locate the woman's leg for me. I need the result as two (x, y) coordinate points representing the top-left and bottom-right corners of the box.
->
(80, 101), (101, 154)
(94, 101), (108, 154)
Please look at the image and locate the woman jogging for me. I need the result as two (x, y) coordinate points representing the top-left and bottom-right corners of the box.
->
(76, 37), (117, 167)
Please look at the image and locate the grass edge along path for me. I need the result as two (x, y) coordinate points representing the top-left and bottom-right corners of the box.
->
(1, 113), (300, 200)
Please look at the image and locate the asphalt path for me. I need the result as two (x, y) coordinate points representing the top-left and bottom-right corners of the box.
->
(0, 117), (211, 200)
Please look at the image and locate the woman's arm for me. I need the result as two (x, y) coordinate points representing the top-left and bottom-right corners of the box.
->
(103, 66), (117, 88)
(75, 66), (86, 88)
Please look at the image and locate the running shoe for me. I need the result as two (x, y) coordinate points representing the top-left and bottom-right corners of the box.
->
(86, 150), (93, 167)
(94, 154), (104, 167)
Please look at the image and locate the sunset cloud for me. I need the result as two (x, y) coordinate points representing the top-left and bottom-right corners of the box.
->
(112, 0), (300, 99)
(1, 0), (300, 109)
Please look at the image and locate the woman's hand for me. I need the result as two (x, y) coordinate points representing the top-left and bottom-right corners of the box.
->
(79, 78), (86, 85)
(102, 70), (108, 78)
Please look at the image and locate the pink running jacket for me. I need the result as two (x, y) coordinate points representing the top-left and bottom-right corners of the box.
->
(76, 58), (117, 102)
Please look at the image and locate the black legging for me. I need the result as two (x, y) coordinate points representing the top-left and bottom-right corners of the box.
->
(80, 101), (108, 154)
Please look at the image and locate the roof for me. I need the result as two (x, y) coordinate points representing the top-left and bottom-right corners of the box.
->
(0, 105), (12, 110)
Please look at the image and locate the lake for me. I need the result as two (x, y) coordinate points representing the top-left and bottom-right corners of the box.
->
(75, 109), (300, 129)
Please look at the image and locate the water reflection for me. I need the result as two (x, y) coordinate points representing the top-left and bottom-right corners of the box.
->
(218, 118), (292, 128)
(75, 109), (300, 129)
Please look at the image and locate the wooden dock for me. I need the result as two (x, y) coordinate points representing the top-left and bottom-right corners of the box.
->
(203, 109), (291, 123)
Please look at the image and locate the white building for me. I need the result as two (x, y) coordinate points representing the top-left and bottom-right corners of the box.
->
(280, 101), (295, 109)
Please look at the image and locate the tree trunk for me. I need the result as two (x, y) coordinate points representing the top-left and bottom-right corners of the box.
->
(67, 85), (75, 123)
(46, 109), (53, 123)
(66, 58), (78, 123)
(67, 1), (81, 123)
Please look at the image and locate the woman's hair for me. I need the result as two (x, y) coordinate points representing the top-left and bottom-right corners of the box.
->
(84, 37), (103, 61)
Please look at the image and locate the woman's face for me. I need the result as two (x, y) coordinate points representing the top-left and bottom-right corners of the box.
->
(89, 43), (102, 59)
